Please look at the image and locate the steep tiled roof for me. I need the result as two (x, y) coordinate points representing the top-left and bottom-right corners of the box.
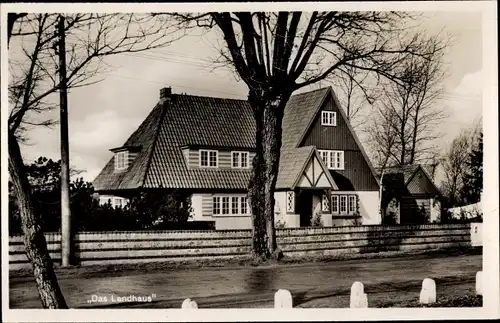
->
(92, 102), (164, 190)
(282, 88), (330, 149)
(275, 146), (315, 189)
(375, 164), (439, 192)
(93, 88), (334, 191)
(375, 165), (420, 183)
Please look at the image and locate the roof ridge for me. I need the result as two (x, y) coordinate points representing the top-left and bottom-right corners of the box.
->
(172, 92), (248, 102)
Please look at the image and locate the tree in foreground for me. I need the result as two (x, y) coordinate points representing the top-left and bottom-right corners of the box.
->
(8, 12), (179, 308)
(167, 11), (447, 260)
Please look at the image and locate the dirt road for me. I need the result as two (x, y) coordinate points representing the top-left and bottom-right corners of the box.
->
(9, 253), (481, 308)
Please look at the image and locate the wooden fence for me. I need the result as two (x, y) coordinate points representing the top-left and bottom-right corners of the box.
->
(9, 223), (473, 269)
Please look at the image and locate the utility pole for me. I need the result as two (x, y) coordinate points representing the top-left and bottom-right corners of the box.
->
(56, 15), (72, 267)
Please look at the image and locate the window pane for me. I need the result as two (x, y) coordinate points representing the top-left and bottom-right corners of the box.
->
(213, 197), (220, 214)
(231, 197), (239, 214)
(209, 151), (217, 167)
(340, 196), (347, 213)
(200, 151), (208, 167)
(241, 197), (248, 214)
(241, 152), (248, 168)
(331, 195), (339, 213)
(222, 196), (229, 214)
(232, 152), (239, 168)
(349, 195), (356, 213)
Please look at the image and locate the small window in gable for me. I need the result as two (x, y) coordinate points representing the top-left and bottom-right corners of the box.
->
(114, 151), (129, 171)
(200, 150), (218, 168)
(321, 111), (337, 126)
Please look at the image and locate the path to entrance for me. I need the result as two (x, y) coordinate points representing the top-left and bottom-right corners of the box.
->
(9, 253), (481, 308)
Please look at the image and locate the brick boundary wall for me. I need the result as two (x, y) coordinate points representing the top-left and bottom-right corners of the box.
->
(9, 223), (474, 269)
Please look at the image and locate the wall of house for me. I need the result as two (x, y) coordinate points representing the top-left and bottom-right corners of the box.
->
(356, 191), (381, 225)
(215, 216), (252, 230)
(9, 223), (473, 269)
(193, 191), (381, 229)
(189, 194), (204, 221)
(400, 197), (431, 224)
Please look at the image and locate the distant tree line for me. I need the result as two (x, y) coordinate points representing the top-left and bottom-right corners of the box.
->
(8, 157), (202, 234)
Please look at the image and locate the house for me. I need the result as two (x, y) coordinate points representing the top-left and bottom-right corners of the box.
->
(93, 86), (381, 230)
(376, 164), (442, 224)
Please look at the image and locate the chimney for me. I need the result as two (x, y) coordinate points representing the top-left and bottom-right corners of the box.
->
(160, 87), (172, 100)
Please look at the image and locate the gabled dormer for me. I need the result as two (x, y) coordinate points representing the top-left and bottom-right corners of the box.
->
(110, 145), (141, 172)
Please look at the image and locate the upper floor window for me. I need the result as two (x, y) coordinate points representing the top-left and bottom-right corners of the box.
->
(232, 151), (250, 169)
(115, 151), (128, 171)
(200, 150), (218, 168)
(321, 111), (337, 126)
(318, 150), (344, 170)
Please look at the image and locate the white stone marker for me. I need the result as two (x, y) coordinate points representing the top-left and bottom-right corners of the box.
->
(476, 271), (483, 295)
(274, 289), (293, 308)
(419, 278), (436, 304)
(181, 298), (198, 309)
(350, 281), (368, 308)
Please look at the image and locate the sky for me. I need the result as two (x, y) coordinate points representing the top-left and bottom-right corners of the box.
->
(11, 11), (484, 184)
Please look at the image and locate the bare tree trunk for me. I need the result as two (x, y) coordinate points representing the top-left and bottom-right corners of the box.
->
(8, 133), (68, 308)
(248, 93), (288, 260)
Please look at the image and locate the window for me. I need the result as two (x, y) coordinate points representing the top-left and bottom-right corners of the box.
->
(200, 150), (218, 167)
(318, 150), (344, 170)
(114, 198), (123, 207)
(213, 195), (249, 215)
(114, 151), (128, 170)
(331, 195), (339, 214)
(213, 197), (221, 214)
(321, 111), (337, 126)
(322, 194), (330, 212)
(240, 196), (248, 214)
(332, 194), (357, 215)
(99, 197), (111, 206)
(286, 191), (295, 213)
(222, 197), (230, 214)
(348, 195), (356, 214)
(319, 150), (329, 165)
(231, 151), (250, 169)
(339, 195), (348, 214)
(231, 197), (239, 214)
